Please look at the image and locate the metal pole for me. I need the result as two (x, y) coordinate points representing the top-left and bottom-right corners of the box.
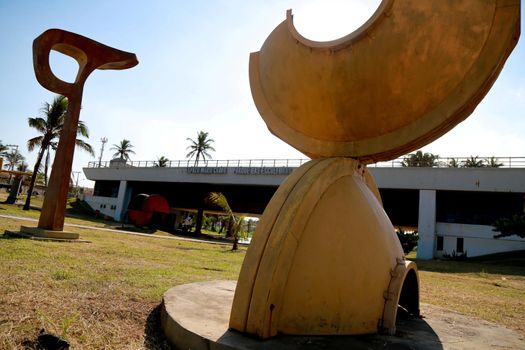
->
(98, 137), (108, 167)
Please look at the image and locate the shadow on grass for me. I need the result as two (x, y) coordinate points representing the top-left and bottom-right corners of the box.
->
(415, 250), (525, 277)
(144, 304), (172, 350)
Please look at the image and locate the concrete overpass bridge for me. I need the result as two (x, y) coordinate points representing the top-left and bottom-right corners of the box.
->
(83, 157), (525, 259)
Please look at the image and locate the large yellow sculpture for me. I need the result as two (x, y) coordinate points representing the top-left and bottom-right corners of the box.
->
(230, 0), (520, 339)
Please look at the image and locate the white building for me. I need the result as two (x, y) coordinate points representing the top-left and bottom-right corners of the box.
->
(83, 158), (525, 259)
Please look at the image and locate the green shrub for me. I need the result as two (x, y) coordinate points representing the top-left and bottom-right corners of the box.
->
(396, 228), (418, 254)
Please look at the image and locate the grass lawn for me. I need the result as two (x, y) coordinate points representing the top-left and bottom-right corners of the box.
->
(409, 251), (525, 336)
(0, 216), (245, 349)
(0, 196), (523, 348)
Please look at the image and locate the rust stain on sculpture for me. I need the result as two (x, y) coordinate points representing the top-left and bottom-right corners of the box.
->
(230, 0), (520, 339)
(31, 29), (137, 233)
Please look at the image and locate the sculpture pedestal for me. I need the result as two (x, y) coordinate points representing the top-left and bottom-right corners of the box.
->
(160, 280), (525, 350)
(229, 159), (418, 337)
(4, 226), (88, 242)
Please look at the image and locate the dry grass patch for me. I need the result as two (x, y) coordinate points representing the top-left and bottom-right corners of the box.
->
(0, 213), (523, 348)
(414, 255), (525, 336)
(0, 218), (245, 349)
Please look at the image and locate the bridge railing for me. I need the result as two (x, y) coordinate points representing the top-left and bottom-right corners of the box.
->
(87, 156), (525, 169)
(87, 158), (310, 169)
(371, 156), (525, 168)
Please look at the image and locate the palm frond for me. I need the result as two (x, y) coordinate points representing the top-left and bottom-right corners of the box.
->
(27, 136), (44, 152)
(232, 215), (247, 239)
(206, 192), (234, 218)
(186, 150), (196, 159)
(27, 117), (48, 133)
(42, 95), (68, 128)
(75, 139), (95, 156)
(77, 120), (90, 138)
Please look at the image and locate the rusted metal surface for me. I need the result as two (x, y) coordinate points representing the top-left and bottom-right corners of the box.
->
(33, 29), (137, 231)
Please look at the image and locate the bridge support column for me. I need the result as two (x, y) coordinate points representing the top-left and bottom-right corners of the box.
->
(194, 206), (204, 234)
(114, 180), (129, 222)
(417, 190), (436, 260)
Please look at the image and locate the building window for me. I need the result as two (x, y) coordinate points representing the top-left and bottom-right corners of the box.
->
(436, 191), (524, 226)
(456, 237), (464, 253)
(436, 236), (444, 251)
(94, 181), (120, 198)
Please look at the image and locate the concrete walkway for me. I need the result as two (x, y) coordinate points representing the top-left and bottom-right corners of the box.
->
(161, 280), (525, 350)
(0, 213), (234, 246)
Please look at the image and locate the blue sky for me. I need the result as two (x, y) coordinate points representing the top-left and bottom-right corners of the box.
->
(1, 0), (524, 187)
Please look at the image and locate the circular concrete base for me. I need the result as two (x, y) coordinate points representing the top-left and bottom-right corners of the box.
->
(20, 226), (80, 239)
(4, 226), (89, 242)
(161, 280), (525, 350)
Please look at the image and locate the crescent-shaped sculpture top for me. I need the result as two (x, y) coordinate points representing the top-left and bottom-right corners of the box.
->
(250, 0), (520, 162)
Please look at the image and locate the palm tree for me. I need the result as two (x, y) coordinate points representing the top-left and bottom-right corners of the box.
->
(35, 171), (46, 186)
(462, 156), (485, 168)
(155, 156), (169, 167)
(24, 95), (94, 210)
(16, 161), (28, 172)
(186, 131), (215, 166)
(401, 150), (439, 167)
(4, 149), (25, 172)
(4, 149), (25, 183)
(111, 139), (135, 161)
(43, 142), (57, 186)
(206, 192), (245, 251)
(485, 156), (503, 168)
(448, 158), (460, 168)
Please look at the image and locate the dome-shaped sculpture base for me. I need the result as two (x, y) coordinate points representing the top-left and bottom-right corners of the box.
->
(230, 158), (419, 338)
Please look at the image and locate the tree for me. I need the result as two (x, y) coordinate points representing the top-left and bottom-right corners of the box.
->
(43, 142), (57, 186)
(396, 228), (419, 254)
(35, 171), (46, 186)
(0, 140), (8, 157)
(448, 158), (460, 168)
(4, 149), (25, 183)
(462, 156), (485, 168)
(485, 156), (503, 168)
(186, 131), (215, 166)
(24, 95), (94, 210)
(493, 214), (525, 239)
(110, 139), (135, 161)
(206, 192), (245, 251)
(16, 161), (28, 172)
(155, 156), (169, 167)
(4, 149), (25, 172)
(402, 150), (439, 167)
